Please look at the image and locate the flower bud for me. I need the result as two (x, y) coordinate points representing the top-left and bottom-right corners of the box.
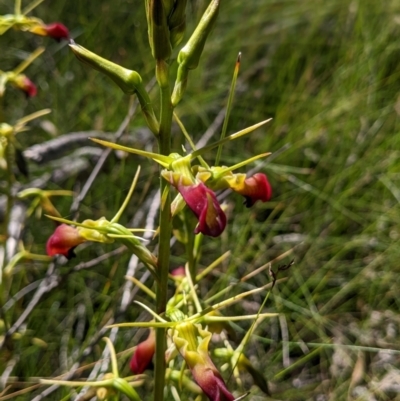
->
(130, 330), (156, 374)
(171, 0), (219, 105)
(148, 0), (172, 60)
(168, 0), (187, 48)
(170, 266), (186, 279)
(0, 123), (13, 136)
(11, 74), (37, 97)
(69, 41), (159, 134)
(171, 64), (188, 106)
(69, 42), (142, 94)
(46, 224), (85, 259)
(177, 0), (219, 70)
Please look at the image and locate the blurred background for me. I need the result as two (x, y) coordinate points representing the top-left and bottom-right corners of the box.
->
(1, 0), (400, 400)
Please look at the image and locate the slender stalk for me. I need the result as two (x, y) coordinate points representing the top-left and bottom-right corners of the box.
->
(215, 52), (241, 165)
(153, 58), (173, 401)
(185, 219), (196, 282)
(14, 0), (21, 15)
(0, 142), (15, 286)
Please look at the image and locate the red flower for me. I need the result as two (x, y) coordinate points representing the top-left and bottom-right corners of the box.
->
(173, 323), (234, 401)
(178, 182), (226, 237)
(12, 74), (37, 97)
(43, 23), (69, 41)
(233, 173), (272, 207)
(46, 224), (85, 259)
(196, 166), (272, 208)
(191, 366), (235, 401)
(130, 330), (156, 374)
(170, 266), (186, 278)
(29, 22), (69, 41)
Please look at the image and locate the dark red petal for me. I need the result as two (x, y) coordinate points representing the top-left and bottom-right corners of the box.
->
(130, 330), (156, 374)
(13, 75), (37, 97)
(178, 182), (226, 237)
(241, 173), (272, 207)
(192, 366), (235, 401)
(170, 266), (186, 278)
(22, 77), (37, 97)
(44, 23), (69, 40)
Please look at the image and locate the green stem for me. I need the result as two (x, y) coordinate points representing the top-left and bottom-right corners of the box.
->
(14, 0), (21, 15)
(185, 217), (196, 283)
(2, 143), (15, 253)
(0, 141), (15, 328)
(153, 59), (173, 401)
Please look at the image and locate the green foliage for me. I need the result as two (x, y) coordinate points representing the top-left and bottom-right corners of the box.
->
(2, 0), (400, 400)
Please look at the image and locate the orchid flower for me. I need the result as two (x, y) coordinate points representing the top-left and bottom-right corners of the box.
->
(90, 117), (271, 237)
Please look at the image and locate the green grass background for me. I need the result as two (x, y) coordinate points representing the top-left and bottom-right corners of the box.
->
(1, 0), (400, 400)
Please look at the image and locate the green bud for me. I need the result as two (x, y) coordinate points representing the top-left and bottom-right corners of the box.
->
(112, 377), (140, 401)
(171, 63), (189, 106)
(171, 0), (219, 106)
(168, 0), (187, 28)
(0, 123), (13, 137)
(149, 0), (172, 60)
(166, 307), (185, 322)
(177, 0), (219, 70)
(162, 0), (175, 18)
(69, 41), (141, 94)
(70, 41), (159, 134)
(169, 21), (186, 48)
(168, 0), (187, 48)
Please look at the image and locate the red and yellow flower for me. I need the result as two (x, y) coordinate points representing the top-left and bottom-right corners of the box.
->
(172, 322), (234, 401)
(29, 22), (69, 41)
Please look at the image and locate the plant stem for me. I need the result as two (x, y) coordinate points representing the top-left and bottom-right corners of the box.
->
(185, 218), (196, 283)
(154, 59), (172, 401)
